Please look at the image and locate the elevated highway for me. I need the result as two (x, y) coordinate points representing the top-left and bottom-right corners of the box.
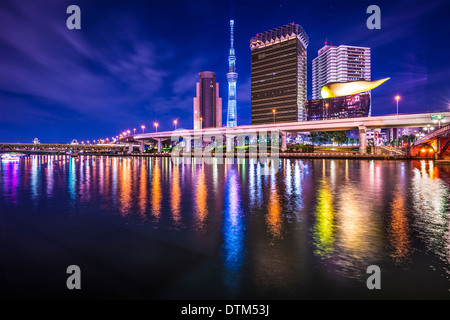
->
(0, 142), (132, 155)
(132, 113), (450, 154)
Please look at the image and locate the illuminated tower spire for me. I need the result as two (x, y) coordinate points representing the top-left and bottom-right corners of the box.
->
(226, 20), (238, 127)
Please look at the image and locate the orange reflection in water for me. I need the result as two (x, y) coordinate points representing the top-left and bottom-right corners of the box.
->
(388, 186), (412, 265)
(171, 162), (182, 227)
(118, 158), (132, 216)
(412, 161), (449, 274)
(194, 163), (208, 231)
(151, 158), (162, 220)
(335, 183), (382, 278)
(266, 171), (282, 240)
(139, 159), (148, 217)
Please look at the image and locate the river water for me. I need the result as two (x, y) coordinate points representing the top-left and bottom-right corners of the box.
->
(0, 155), (449, 299)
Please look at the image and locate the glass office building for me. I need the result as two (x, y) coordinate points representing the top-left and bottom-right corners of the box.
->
(250, 23), (309, 124)
(305, 92), (370, 121)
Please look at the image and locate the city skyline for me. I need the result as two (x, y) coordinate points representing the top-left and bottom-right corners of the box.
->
(1, 0), (449, 143)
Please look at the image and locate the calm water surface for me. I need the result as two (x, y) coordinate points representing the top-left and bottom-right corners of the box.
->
(0, 155), (449, 299)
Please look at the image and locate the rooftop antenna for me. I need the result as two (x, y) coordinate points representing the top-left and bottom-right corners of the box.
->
(230, 20), (235, 54)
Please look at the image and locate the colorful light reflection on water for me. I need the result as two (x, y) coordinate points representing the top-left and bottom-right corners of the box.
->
(0, 155), (449, 299)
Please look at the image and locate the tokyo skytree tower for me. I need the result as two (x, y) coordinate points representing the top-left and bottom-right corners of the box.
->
(226, 20), (237, 127)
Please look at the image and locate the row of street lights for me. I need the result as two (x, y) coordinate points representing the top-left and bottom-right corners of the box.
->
(270, 95), (402, 124)
(119, 120), (179, 139)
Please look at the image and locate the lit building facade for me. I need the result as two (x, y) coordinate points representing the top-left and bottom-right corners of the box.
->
(387, 127), (421, 142)
(306, 92), (371, 121)
(226, 20), (238, 127)
(312, 44), (371, 100)
(250, 23), (309, 124)
(193, 71), (222, 129)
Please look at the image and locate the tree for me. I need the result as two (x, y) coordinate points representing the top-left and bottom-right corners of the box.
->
(330, 131), (348, 145)
(317, 132), (329, 145)
(308, 132), (319, 145)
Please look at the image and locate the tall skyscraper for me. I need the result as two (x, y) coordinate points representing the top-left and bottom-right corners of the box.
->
(226, 20), (238, 128)
(312, 44), (371, 99)
(250, 23), (309, 124)
(193, 71), (222, 129)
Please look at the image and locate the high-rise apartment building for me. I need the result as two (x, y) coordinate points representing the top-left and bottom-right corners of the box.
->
(250, 23), (309, 124)
(193, 71), (222, 129)
(312, 44), (371, 99)
(226, 20), (238, 128)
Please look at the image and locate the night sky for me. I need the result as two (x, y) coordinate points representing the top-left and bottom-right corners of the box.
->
(1, 0), (449, 143)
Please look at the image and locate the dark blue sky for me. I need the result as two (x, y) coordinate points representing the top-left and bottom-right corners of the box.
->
(1, 0), (449, 143)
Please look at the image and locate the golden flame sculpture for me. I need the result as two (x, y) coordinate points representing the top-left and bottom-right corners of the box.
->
(321, 78), (390, 99)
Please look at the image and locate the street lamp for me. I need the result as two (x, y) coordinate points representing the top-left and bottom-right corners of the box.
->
(325, 103), (329, 120)
(154, 122), (159, 132)
(141, 125), (146, 134)
(395, 95), (401, 115)
(272, 109), (276, 123)
(174, 119), (178, 130)
(133, 128), (136, 136)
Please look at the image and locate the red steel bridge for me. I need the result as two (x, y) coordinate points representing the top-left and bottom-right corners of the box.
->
(412, 125), (450, 159)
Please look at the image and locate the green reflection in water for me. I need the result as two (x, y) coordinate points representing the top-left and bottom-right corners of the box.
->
(313, 179), (335, 258)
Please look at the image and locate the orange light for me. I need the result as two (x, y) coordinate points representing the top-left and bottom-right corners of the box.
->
(141, 125), (145, 129)
(272, 109), (276, 113)
(395, 95), (401, 101)
(421, 149), (426, 153)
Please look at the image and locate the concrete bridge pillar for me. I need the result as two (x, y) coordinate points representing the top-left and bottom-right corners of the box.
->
(139, 141), (145, 153)
(185, 136), (192, 153)
(281, 131), (287, 152)
(359, 126), (367, 155)
(128, 143), (133, 154)
(156, 139), (162, 153)
(226, 135), (235, 154)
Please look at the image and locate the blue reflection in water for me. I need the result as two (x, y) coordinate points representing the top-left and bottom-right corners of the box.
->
(31, 156), (40, 205)
(68, 158), (76, 206)
(222, 166), (245, 296)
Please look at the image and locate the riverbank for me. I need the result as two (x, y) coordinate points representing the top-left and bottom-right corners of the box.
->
(31, 151), (411, 160)
(3, 150), (439, 161)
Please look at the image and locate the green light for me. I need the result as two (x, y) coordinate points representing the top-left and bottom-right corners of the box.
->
(431, 114), (444, 120)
